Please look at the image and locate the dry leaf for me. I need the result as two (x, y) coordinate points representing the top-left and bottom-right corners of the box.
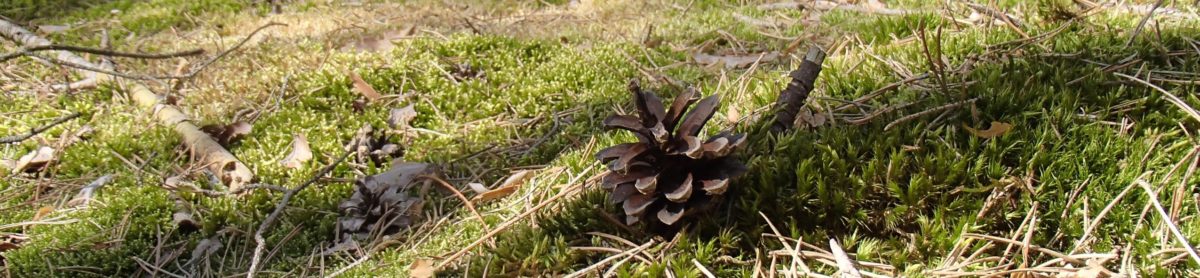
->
(340, 27), (416, 52)
(963, 121), (1013, 138)
(349, 72), (382, 102)
(173, 58), (191, 76)
(67, 174), (113, 207)
(32, 206), (53, 221)
(37, 25), (70, 34)
(0, 233), (28, 252)
(12, 146), (55, 174)
(280, 134), (313, 169)
(409, 259), (435, 278)
(200, 121), (252, 147)
(829, 239), (862, 278)
(693, 51), (779, 69)
(466, 182), (488, 194)
(388, 105), (418, 130)
(471, 170), (534, 203)
(187, 236), (223, 265)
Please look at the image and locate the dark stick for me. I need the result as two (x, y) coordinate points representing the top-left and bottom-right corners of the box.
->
(247, 149), (353, 278)
(771, 46), (826, 133)
(0, 44), (205, 63)
(0, 112), (82, 144)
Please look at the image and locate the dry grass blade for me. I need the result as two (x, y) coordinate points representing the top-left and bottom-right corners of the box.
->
(1136, 179), (1200, 265)
(435, 164), (595, 271)
(1114, 73), (1200, 123)
(564, 239), (655, 278)
(418, 174), (488, 227)
(964, 233), (1083, 265)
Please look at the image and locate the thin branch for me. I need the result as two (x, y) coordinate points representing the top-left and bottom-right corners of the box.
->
(248, 149), (354, 278)
(0, 112), (81, 144)
(0, 44), (204, 63)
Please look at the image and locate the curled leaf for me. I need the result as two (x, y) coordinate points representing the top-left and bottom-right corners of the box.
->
(410, 259), (436, 278)
(693, 51), (779, 68)
(280, 134), (313, 169)
(963, 121), (1013, 138)
(349, 71), (382, 102)
(12, 146), (55, 174)
(388, 105), (418, 130)
(471, 170), (534, 203)
(200, 121), (252, 147)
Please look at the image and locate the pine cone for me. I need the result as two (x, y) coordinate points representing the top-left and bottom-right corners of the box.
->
(337, 162), (432, 241)
(597, 80), (748, 227)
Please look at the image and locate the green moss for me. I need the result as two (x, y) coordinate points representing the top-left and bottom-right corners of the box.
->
(5, 0), (1200, 277)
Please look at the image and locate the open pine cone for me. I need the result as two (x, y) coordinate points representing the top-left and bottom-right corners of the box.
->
(597, 80), (748, 227)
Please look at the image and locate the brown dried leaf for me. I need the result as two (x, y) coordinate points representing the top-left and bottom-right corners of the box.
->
(388, 105), (418, 130)
(280, 134), (313, 169)
(32, 206), (53, 221)
(188, 236), (223, 265)
(200, 122), (252, 147)
(963, 121), (1013, 138)
(12, 146), (55, 174)
(471, 170), (534, 203)
(37, 25), (70, 34)
(409, 259), (436, 278)
(349, 72), (382, 102)
(693, 51), (779, 68)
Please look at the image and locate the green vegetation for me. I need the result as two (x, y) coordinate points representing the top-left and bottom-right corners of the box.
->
(3, 0), (1200, 277)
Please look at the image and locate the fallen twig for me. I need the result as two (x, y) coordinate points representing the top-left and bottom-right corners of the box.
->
(0, 44), (204, 63)
(0, 112), (81, 144)
(1115, 72), (1200, 124)
(247, 149), (354, 278)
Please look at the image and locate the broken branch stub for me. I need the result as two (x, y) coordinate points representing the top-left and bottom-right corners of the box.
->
(771, 46), (826, 133)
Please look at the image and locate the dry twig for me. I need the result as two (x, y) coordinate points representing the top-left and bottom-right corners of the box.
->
(0, 112), (81, 144)
(247, 149), (354, 278)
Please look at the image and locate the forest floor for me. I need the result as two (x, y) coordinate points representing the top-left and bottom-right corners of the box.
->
(2, 0), (1200, 277)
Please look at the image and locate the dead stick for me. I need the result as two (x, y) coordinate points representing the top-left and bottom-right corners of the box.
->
(0, 44), (204, 62)
(248, 149), (353, 278)
(0, 112), (81, 144)
(771, 46), (826, 133)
